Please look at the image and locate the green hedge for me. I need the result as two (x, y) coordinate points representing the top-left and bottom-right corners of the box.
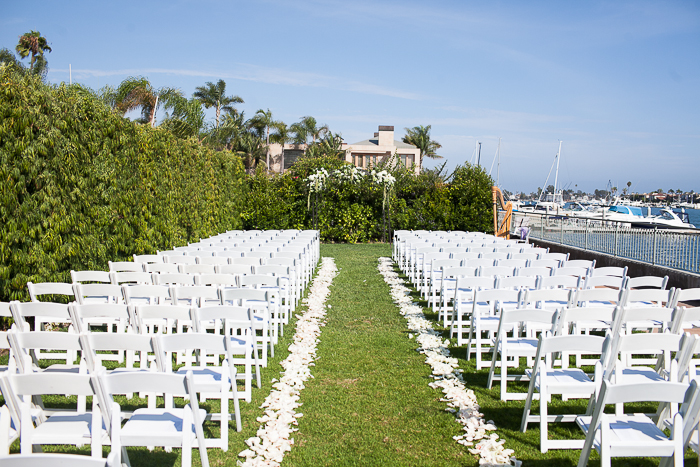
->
(0, 68), (245, 301)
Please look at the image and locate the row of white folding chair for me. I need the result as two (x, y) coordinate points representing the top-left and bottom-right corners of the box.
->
(0, 367), (210, 466)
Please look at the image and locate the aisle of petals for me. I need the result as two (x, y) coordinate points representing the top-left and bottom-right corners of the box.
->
(378, 257), (520, 467)
(238, 257), (338, 467)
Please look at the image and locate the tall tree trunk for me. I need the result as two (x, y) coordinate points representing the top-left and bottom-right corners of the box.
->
(150, 94), (159, 127)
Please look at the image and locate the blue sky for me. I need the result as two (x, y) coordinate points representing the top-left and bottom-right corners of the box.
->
(2, 0), (699, 194)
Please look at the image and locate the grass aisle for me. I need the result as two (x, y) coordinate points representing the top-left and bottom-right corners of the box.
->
(284, 244), (472, 466)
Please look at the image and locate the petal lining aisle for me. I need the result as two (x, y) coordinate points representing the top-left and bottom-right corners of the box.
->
(377, 257), (520, 467)
(238, 257), (338, 466)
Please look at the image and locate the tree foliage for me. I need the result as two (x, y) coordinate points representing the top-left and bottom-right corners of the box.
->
(0, 67), (245, 302)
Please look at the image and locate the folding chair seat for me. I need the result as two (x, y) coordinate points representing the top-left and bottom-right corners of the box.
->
(73, 283), (125, 305)
(219, 288), (275, 366)
(487, 307), (558, 400)
(179, 264), (217, 275)
(96, 370), (209, 467)
(157, 332), (242, 444)
(520, 333), (606, 452)
(71, 270), (111, 284)
(190, 306), (262, 403)
(153, 272), (197, 286)
(576, 380), (700, 467)
(107, 261), (143, 273)
(0, 371), (106, 456)
(627, 275), (669, 290)
(109, 271), (152, 285)
(466, 288), (523, 370)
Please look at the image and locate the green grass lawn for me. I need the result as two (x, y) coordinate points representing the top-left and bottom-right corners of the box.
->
(3, 243), (698, 466)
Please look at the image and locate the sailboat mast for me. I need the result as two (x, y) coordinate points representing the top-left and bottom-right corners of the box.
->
(553, 141), (562, 202)
(497, 137), (501, 188)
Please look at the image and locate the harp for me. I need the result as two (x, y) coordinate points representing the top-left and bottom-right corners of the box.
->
(492, 186), (512, 239)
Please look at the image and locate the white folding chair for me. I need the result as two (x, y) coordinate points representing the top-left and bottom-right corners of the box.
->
(487, 307), (558, 401)
(0, 371), (106, 456)
(520, 333), (606, 452)
(627, 275), (669, 290)
(96, 370), (209, 467)
(158, 332), (242, 444)
(576, 380), (700, 467)
(219, 288), (275, 366)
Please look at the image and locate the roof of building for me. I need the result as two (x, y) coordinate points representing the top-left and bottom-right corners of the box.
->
(349, 138), (417, 149)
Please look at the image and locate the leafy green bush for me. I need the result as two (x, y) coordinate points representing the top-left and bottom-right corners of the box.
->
(0, 67), (245, 301)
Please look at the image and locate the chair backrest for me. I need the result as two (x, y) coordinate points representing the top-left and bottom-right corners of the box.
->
(255, 265), (291, 277)
(556, 306), (616, 335)
(73, 283), (124, 305)
(472, 288), (522, 314)
(165, 255), (198, 265)
(10, 301), (71, 331)
(583, 275), (626, 290)
(676, 288), (700, 304)
(230, 257), (262, 266)
(510, 252), (539, 262)
(496, 259), (528, 269)
(179, 264), (216, 275)
(144, 263), (179, 274)
(122, 284), (170, 305)
(69, 303), (132, 333)
(561, 259), (595, 269)
(197, 273), (238, 287)
(573, 287), (623, 307)
(170, 285), (219, 306)
(462, 258), (496, 268)
(480, 266), (516, 278)
(217, 264), (254, 276)
(220, 288), (270, 308)
(610, 305), (676, 337)
(27, 282), (74, 302)
(197, 256), (230, 265)
(515, 266), (551, 278)
(193, 305), (256, 336)
(133, 254), (163, 264)
(238, 274), (279, 289)
(80, 332), (160, 371)
(528, 259), (561, 270)
(132, 305), (193, 334)
(522, 288), (573, 310)
(627, 275), (669, 290)
(592, 266), (628, 278)
(110, 271), (153, 285)
(108, 261), (143, 273)
(153, 273), (197, 286)
(624, 288), (675, 307)
(495, 275), (538, 291)
(552, 267), (590, 278)
(71, 270), (111, 284)
(10, 330), (83, 369)
(538, 274), (580, 289)
(540, 252), (568, 263)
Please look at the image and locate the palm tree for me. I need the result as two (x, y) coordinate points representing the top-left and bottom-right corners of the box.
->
(249, 109), (279, 171)
(161, 96), (208, 141)
(15, 31), (51, 75)
(234, 132), (266, 173)
(299, 116), (329, 144)
(193, 79), (243, 129)
(402, 125), (443, 170)
(115, 77), (182, 127)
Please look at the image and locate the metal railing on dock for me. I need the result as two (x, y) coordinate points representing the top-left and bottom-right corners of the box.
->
(503, 210), (700, 274)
